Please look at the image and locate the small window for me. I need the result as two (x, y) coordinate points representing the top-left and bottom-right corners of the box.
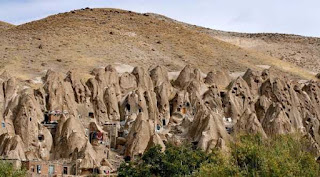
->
(124, 156), (131, 162)
(63, 167), (68, 175)
(118, 131), (124, 137)
(138, 108), (142, 113)
(156, 124), (161, 130)
(30, 117), (32, 121)
(162, 119), (166, 126)
(177, 108), (181, 112)
(126, 104), (131, 111)
(185, 102), (190, 107)
(89, 112), (94, 118)
(192, 141), (199, 146)
(38, 134), (44, 141)
(49, 165), (55, 175)
(1, 122), (5, 128)
(36, 165), (41, 174)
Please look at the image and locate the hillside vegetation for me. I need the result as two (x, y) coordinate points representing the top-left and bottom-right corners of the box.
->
(118, 134), (319, 177)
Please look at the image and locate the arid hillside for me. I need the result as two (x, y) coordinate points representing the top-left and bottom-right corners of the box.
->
(0, 21), (14, 30)
(0, 8), (318, 80)
(200, 29), (320, 73)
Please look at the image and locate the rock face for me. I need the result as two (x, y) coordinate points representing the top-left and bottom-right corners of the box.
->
(1, 65), (320, 174)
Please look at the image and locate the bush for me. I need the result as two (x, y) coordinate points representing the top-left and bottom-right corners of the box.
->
(196, 134), (320, 177)
(118, 134), (320, 177)
(118, 144), (209, 177)
(0, 160), (26, 177)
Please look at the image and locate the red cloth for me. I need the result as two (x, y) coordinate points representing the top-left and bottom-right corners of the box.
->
(97, 132), (103, 140)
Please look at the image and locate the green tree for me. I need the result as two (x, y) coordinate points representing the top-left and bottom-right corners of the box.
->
(118, 144), (209, 177)
(196, 134), (320, 177)
(0, 160), (26, 177)
(118, 134), (320, 177)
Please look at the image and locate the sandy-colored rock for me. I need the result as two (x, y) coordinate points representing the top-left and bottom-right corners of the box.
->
(125, 113), (151, 159)
(205, 70), (231, 88)
(0, 134), (26, 160)
(2, 64), (320, 170)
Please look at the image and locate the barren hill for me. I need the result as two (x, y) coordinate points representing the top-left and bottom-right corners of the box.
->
(0, 8), (317, 80)
(199, 29), (320, 73)
(0, 21), (14, 30)
(149, 13), (320, 74)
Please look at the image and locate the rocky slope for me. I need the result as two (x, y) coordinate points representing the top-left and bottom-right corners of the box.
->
(0, 8), (318, 80)
(0, 21), (14, 30)
(1, 64), (320, 174)
(201, 30), (320, 74)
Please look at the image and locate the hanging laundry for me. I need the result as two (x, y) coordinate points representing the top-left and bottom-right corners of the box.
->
(97, 132), (103, 140)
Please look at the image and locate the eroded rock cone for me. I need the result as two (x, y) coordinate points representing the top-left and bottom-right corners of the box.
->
(174, 65), (202, 89)
(65, 70), (91, 104)
(0, 134), (26, 160)
(119, 72), (137, 95)
(54, 116), (87, 159)
(224, 77), (254, 121)
(44, 70), (78, 118)
(235, 108), (267, 138)
(150, 65), (170, 88)
(205, 70), (231, 88)
(125, 113), (151, 159)
(262, 103), (293, 136)
(3, 64), (320, 172)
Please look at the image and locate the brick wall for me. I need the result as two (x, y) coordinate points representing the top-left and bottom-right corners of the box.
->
(22, 160), (72, 176)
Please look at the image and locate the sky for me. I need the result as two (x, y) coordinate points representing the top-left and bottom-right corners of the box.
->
(0, 0), (319, 37)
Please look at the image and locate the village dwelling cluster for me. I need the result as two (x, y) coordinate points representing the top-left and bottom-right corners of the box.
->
(1, 102), (233, 176)
(0, 65), (241, 176)
(1, 109), (118, 176)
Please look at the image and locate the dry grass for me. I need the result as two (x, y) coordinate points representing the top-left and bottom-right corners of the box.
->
(0, 21), (14, 30)
(0, 8), (318, 81)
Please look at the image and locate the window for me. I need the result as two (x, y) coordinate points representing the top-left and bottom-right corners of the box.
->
(118, 131), (124, 137)
(126, 104), (131, 112)
(1, 122), (5, 128)
(44, 114), (49, 122)
(162, 119), (166, 126)
(36, 165), (41, 174)
(31, 166), (34, 172)
(89, 112), (94, 118)
(220, 92), (226, 98)
(156, 124), (161, 130)
(38, 134), (44, 141)
(49, 165), (55, 174)
(63, 167), (68, 174)
(124, 156), (131, 162)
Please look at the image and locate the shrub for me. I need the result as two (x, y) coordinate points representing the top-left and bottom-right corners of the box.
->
(0, 160), (26, 177)
(118, 134), (320, 177)
(196, 134), (320, 177)
(118, 144), (209, 177)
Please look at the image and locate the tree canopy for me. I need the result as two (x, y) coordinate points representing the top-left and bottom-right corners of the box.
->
(118, 134), (320, 177)
(0, 160), (26, 177)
